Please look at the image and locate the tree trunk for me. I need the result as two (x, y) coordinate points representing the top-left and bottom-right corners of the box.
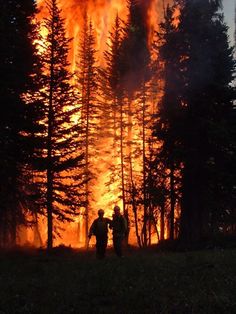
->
(47, 39), (54, 251)
(179, 159), (207, 244)
(46, 168), (53, 250)
(120, 96), (126, 216)
(133, 201), (142, 247)
(160, 203), (165, 241)
(85, 97), (89, 244)
(169, 164), (175, 240)
(142, 89), (148, 247)
(10, 206), (17, 247)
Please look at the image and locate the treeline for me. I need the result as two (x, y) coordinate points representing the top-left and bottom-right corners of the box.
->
(0, 0), (235, 250)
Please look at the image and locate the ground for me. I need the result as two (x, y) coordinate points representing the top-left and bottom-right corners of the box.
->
(0, 247), (235, 313)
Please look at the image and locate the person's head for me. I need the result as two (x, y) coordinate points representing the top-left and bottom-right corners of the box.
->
(113, 205), (121, 216)
(98, 209), (104, 218)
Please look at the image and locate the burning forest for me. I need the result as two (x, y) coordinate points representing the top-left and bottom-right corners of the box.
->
(0, 0), (235, 250)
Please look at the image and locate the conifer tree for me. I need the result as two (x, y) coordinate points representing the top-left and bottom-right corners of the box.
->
(155, 0), (236, 243)
(76, 15), (99, 241)
(153, 3), (182, 241)
(103, 15), (123, 147)
(0, 0), (38, 246)
(102, 15), (127, 214)
(120, 0), (151, 245)
(33, 0), (84, 249)
(101, 1), (153, 245)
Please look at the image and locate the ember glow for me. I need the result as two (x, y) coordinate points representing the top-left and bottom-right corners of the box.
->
(18, 0), (174, 248)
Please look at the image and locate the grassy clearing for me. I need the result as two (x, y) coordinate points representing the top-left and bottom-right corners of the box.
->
(0, 247), (235, 313)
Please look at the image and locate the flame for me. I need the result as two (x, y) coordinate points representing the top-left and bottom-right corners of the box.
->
(18, 0), (173, 248)
(37, 0), (129, 68)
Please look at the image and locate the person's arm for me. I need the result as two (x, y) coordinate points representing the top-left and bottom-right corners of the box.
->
(88, 220), (96, 238)
(107, 218), (113, 229)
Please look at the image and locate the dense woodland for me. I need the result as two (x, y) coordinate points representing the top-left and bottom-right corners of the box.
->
(0, 0), (235, 250)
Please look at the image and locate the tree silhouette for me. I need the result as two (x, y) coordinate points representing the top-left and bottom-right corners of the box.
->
(33, 0), (84, 250)
(0, 0), (38, 247)
(155, 0), (236, 244)
(76, 14), (99, 242)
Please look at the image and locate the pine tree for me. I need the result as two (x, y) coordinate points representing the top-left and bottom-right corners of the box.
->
(178, 0), (235, 242)
(155, 0), (236, 244)
(76, 15), (99, 242)
(103, 15), (123, 148)
(33, 0), (84, 250)
(120, 0), (151, 245)
(154, 3), (182, 241)
(0, 0), (38, 247)
(101, 1), (153, 245)
(102, 15), (128, 217)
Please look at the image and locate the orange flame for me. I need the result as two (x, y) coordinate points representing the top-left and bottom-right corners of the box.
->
(18, 0), (172, 248)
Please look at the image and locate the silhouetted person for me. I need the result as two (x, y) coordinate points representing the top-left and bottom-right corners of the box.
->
(88, 209), (111, 259)
(111, 205), (127, 257)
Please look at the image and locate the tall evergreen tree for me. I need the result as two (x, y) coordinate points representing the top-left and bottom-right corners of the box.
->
(0, 0), (38, 247)
(76, 15), (99, 242)
(121, 0), (151, 245)
(103, 15), (123, 148)
(155, 0), (236, 244)
(34, 0), (84, 250)
(153, 3), (182, 242)
(102, 15), (128, 216)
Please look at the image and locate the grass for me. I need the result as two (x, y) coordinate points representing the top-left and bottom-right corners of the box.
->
(0, 247), (235, 313)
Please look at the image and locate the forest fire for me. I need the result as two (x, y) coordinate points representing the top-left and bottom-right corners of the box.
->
(37, 0), (128, 67)
(36, 0), (164, 59)
(17, 0), (168, 248)
(1, 1), (235, 311)
(2, 0), (235, 253)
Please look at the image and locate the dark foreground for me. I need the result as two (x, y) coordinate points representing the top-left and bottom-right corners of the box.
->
(0, 247), (235, 314)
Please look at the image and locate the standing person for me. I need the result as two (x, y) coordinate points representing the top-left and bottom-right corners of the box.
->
(88, 209), (111, 259)
(111, 205), (127, 257)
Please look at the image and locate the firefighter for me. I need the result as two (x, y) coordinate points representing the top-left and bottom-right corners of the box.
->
(88, 209), (111, 259)
(111, 205), (127, 257)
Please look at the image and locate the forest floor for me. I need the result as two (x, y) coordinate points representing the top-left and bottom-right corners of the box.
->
(0, 246), (235, 314)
